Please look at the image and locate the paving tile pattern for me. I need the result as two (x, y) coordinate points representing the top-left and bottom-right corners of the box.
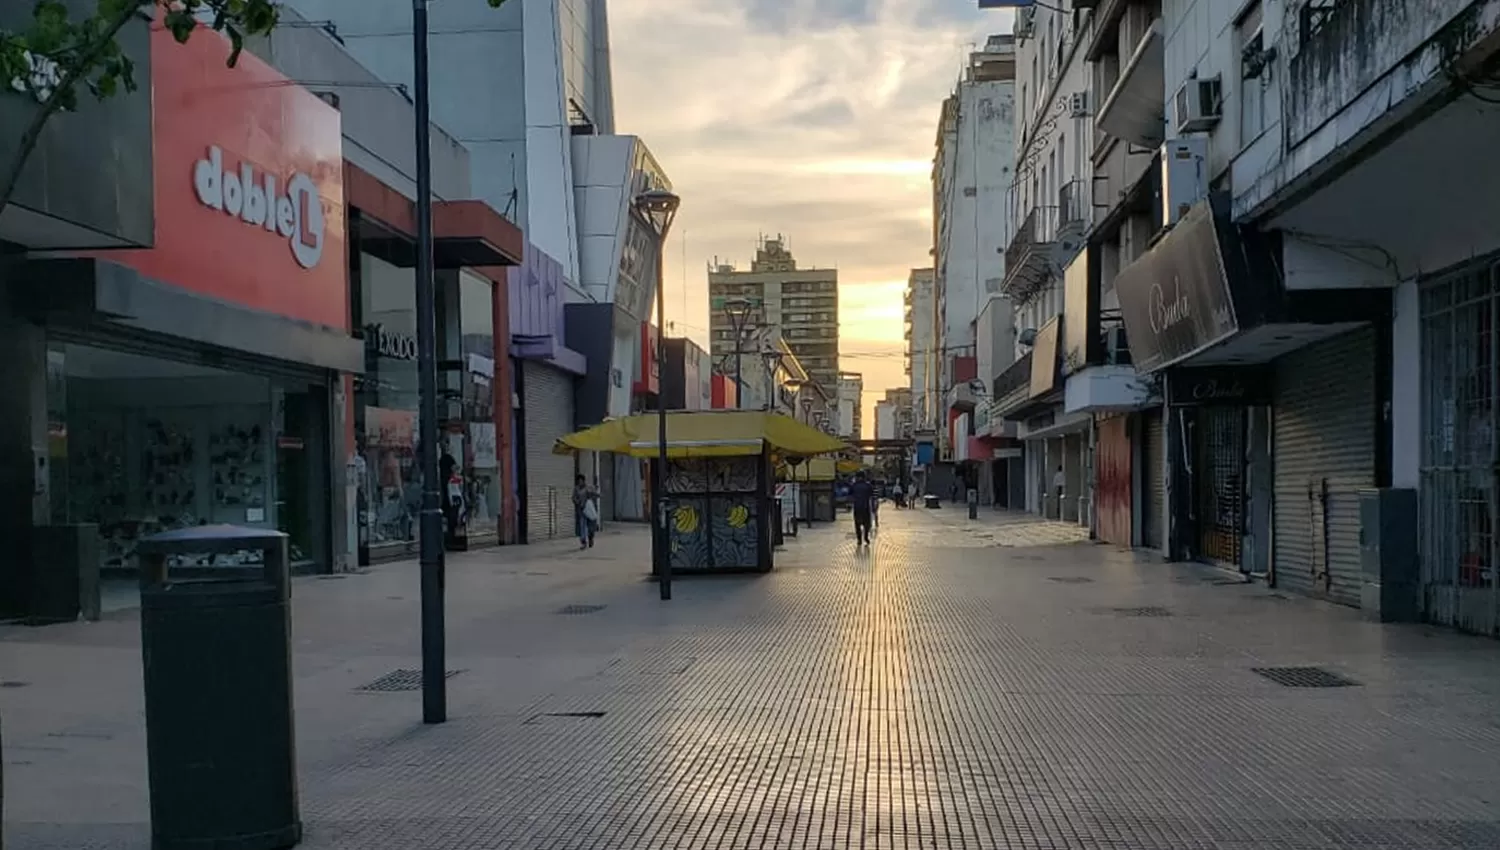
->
(6, 512), (1500, 848)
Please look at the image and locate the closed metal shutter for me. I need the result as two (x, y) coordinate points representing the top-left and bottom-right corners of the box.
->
(1142, 410), (1165, 549)
(1273, 328), (1376, 606)
(522, 362), (577, 541)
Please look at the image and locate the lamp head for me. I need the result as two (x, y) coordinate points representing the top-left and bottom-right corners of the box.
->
(632, 188), (680, 237)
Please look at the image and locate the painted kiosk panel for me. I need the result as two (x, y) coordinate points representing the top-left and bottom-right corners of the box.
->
(554, 410), (847, 573)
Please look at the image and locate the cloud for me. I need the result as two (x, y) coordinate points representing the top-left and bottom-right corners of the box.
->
(610, 0), (1011, 434)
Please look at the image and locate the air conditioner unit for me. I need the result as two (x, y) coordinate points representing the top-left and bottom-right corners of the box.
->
(1174, 76), (1223, 134)
(1068, 91), (1088, 118)
(1014, 8), (1035, 39)
(1160, 136), (1208, 227)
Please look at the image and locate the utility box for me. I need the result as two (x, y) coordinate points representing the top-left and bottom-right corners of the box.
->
(1359, 488), (1420, 623)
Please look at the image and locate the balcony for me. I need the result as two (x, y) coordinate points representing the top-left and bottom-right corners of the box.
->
(991, 352), (1034, 419)
(1063, 314), (1155, 414)
(1001, 206), (1059, 303)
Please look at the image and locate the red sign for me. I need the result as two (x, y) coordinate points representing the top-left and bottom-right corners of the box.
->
(711, 373), (738, 409)
(634, 322), (660, 395)
(109, 23), (347, 329)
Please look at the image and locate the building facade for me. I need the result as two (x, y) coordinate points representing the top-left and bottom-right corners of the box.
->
(708, 236), (840, 392)
(250, 6), (526, 563)
(3, 23), (369, 621)
(933, 37), (1018, 469)
(981, 0), (1500, 637)
(835, 372), (864, 440)
(905, 267), (938, 478)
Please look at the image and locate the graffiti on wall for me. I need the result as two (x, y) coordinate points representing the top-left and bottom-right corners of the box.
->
(664, 456), (760, 569)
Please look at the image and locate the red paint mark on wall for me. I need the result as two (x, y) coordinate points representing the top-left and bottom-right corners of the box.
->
(1096, 415), (1133, 546)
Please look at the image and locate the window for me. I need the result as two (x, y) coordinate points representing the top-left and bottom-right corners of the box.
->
(1057, 134), (1066, 189)
(1237, 1), (1268, 147)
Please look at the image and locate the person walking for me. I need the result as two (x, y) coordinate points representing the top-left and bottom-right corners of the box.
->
(850, 471), (875, 546)
(572, 474), (597, 550)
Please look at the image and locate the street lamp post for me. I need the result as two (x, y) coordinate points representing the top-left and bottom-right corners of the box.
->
(760, 349), (785, 412)
(634, 188), (681, 601)
(722, 298), (753, 408)
(412, 0), (446, 725)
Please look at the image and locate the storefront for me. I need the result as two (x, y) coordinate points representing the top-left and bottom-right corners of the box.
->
(344, 163), (522, 563)
(508, 242), (587, 542)
(1165, 366), (1273, 574)
(1115, 193), (1387, 585)
(1267, 328), (1380, 604)
(2, 23), (359, 620)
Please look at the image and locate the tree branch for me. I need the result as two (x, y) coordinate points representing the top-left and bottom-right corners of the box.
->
(0, 2), (143, 216)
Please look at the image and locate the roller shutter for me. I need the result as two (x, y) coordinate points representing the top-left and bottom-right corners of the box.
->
(521, 361), (577, 542)
(1272, 328), (1376, 606)
(1141, 410), (1165, 550)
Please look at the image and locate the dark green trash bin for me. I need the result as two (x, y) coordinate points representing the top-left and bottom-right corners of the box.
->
(137, 525), (301, 850)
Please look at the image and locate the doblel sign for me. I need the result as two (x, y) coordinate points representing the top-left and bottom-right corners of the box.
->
(193, 146), (325, 269)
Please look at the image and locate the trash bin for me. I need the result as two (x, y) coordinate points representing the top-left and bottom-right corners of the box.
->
(772, 498), (785, 547)
(136, 525), (301, 850)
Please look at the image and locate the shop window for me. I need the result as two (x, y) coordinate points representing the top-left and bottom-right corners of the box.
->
(457, 272), (500, 538)
(47, 341), (328, 574)
(356, 252), (421, 553)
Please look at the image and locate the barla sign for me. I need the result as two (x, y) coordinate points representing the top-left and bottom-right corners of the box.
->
(193, 146), (325, 269)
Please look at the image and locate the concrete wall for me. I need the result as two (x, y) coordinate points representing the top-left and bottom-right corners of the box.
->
(246, 7), (471, 202)
(0, 1), (153, 250)
(287, 0), (561, 270)
(937, 79), (1015, 352)
(975, 295), (1016, 388)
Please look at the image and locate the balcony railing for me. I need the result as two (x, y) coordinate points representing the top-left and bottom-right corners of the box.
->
(1001, 207), (1059, 303)
(991, 351), (1033, 418)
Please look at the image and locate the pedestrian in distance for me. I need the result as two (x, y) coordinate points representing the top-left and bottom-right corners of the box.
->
(572, 474), (598, 550)
(849, 471), (875, 546)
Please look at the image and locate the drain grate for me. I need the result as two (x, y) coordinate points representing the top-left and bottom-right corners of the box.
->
(357, 668), (463, 692)
(1048, 576), (1094, 584)
(1092, 606), (1173, 617)
(0, 680), (29, 689)
(556, 604), (606, 615)
(524, 710), (606, 725)
(1252, 666), (1360, 688)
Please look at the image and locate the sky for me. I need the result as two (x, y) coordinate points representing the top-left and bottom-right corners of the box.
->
(609, 0), (1013, 437)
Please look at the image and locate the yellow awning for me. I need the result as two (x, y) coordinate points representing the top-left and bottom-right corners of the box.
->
(553, 410), (849, 459)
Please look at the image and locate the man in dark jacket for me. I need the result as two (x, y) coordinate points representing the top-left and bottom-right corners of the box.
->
(849, 472), (875, 546)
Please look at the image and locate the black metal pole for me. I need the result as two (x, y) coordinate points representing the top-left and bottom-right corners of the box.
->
(655, 244), (672, 601)
(412, 0), (446, 724)
(734, 339), (743, 410)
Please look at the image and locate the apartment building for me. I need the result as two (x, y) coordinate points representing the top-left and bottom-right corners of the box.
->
(983, 0), (1500, 636)
(932, 36), (1018, 469)
(707, 236), (840, 392)
(904, 267), (938, 470)
(988, 3), (1097, 523)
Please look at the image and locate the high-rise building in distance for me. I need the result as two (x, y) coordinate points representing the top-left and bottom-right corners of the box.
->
(708, 236), (839, 392)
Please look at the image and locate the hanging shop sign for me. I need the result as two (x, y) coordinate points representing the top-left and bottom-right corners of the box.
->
(193, 146), (325, 269)
(1167, 366), (1273, 407)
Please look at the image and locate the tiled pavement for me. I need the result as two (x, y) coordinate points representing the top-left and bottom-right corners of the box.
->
(5, 510), (1500, 849)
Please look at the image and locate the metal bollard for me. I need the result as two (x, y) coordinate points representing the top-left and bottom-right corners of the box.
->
(967, 487), (978, 520)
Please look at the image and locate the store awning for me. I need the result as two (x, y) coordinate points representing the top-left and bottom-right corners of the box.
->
(775, 457), (860, 481)
(554, 410), (849, 459)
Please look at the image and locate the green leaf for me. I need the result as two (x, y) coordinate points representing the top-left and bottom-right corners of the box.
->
(164, 8), (197, 44)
